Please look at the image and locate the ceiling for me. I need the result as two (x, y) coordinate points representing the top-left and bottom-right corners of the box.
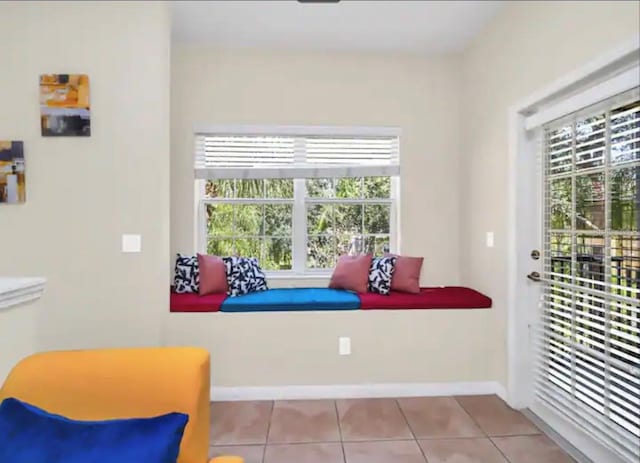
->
(171, 1), (503, 54)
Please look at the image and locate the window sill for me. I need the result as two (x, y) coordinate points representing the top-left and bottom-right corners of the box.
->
(265, 273), (331, 280)
(0, 277), (46, 311)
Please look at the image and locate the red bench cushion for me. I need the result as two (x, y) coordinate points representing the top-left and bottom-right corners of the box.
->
(359, 286), (492, 310)
(170, 291), (226, 312)
(170, 286), (492, 312)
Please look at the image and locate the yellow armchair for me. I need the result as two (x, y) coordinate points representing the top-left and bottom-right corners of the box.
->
(0, 347), (214, 463)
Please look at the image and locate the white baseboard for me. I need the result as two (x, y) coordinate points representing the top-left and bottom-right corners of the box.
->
(212, 381), (507, 402)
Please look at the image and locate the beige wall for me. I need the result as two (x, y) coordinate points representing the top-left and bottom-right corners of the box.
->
(2, 0), (637, 391)
(167, 309), (499, 387)
(0, 300), (39, 382)
(0, 2), (171, 361)
(170, 48), (508, 386)
(171, 47), (464, 285)
(461, 1), (640, 385)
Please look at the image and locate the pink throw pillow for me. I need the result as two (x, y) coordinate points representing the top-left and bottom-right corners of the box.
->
(329, 254), (373, 293)
(385, 253), (423, 294)
(197, 254), (228, 296)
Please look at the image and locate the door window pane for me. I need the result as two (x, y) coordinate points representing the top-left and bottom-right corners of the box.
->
(549, 233), (572, 283)
(576, 114), (606, 170)
(546, 125), (573, 175)
(611, 101), (640, 165)
(611, 165), (639, 231)
(576, 173), (605, 230)
(550, 178), (572, 229)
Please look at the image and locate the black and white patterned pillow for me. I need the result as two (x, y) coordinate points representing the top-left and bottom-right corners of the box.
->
(222, 257), (269, 297)
(368, 256), (397, 295)
(174, 254), (199, 294)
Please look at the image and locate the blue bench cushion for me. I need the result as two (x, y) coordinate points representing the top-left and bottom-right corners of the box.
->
(220, 287), (360, 312)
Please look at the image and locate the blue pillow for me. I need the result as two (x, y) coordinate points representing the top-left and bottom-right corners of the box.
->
(0, 397), (188, 463)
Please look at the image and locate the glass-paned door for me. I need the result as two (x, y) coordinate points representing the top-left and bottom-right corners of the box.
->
(536, 90), (640, 462)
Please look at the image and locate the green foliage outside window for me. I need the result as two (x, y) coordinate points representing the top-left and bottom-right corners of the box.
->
(204, 177), (393, 270)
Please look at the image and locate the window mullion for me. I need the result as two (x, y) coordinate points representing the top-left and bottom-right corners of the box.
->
(361, 201), (365, 254)
(361, 177), (365, 253)
(197, 179), (206, 254)
(391, 176), (399, 253)
(293, 182), (307, 274)
(570, 118), (578, 400)
(261, 202), (266, 267)
(603, 109), (612, 419)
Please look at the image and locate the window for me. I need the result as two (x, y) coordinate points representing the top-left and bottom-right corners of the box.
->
(540, 90), (639, 459)
(204, 179), (294, 271)
(306, 177), (392, 269)
(195, 127), (400, 274)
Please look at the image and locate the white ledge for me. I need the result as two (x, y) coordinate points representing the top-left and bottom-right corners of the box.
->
(0, 277), (46, 311)
(266, 272), (331, 280)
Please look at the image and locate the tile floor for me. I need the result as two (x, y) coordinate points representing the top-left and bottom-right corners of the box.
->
(209, 394), (576, 463)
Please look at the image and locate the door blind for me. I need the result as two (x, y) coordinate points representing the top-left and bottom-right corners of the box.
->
(538, 88), (640, 462)
(194, 131), (400, 180)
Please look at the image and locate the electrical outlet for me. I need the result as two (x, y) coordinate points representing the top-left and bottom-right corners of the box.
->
(339, 337), (351, 356)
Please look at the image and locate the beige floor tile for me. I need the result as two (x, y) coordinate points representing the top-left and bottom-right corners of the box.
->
(492, 435), (575, 463)
(344, 440), (427, 463)
(455, 395), (540, 436)
(209, 445), (264, 463)
(398, 397), (484, 438)
(210, 401), (273, 445)
(337, 398), (413, 441)
(264, 442), (344, 463)
(419, 437), (509, 463)
(267, 399), (340, 444)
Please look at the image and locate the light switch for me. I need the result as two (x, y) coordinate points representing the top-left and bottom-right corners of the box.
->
(486, 232), (495, 248)
(339, 337), (351, 356)
(121, 234), (142, 253)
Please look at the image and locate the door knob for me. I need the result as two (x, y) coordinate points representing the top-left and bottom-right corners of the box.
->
(527, 271), (541, 282)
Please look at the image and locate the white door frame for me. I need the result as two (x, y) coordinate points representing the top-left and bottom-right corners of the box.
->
(506, 36), (639, 461)
(507, 36), (640, 408)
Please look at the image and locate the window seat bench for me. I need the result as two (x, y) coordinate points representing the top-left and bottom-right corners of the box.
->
(170, 286), (491, 313)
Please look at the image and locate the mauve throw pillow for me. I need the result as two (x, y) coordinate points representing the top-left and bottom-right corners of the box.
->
(385, 253), (423, 293)
(197, 254), (228, 296)
(329, 254), (373, 293)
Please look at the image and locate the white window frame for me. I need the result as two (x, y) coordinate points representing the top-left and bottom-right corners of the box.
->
(194, 125), (400, 278)
(301, 177), (398, 274)
(508, 36), (639, 463)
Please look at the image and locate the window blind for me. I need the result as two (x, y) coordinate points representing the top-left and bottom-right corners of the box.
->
(194, 130), (400, 180)
(538, 88), (640, 462)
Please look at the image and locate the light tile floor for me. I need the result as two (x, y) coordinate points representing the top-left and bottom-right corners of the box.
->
(209, 394), (575, 463)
